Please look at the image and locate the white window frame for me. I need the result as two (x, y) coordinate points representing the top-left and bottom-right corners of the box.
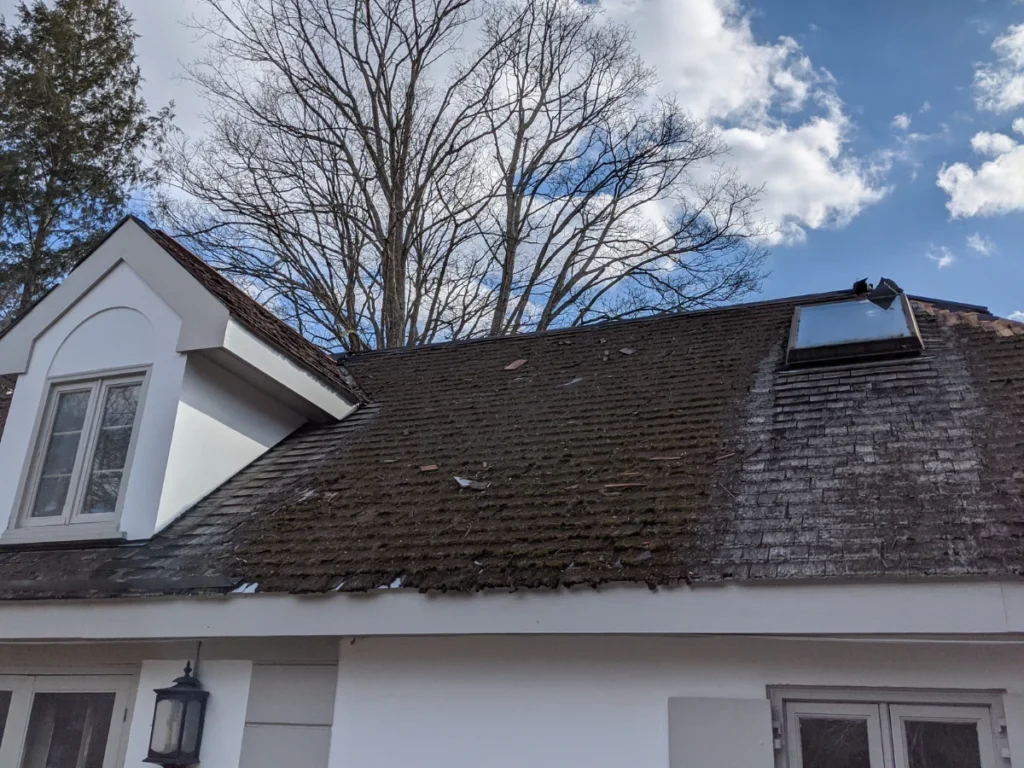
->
(771, 687), (1008, 768)
(890, 704), (998, 768)
(10, 368), (148, 542)
(0, 673), (134, 768)
(785, 700), (887, 768)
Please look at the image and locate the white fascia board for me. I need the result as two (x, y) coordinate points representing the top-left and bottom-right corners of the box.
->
(2, 581), (1024, 641)
(0, 220), (229, 375)
(222, 319), (354, 420)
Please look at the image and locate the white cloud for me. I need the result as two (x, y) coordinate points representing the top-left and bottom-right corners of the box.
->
(974, 23), (1024, 112)
(966, 232), (996, 255)
(720, 109), (887, 244)
(1014, 118), (1024, 134)
(1, 0), (887, 248)
(926, 245), (956, 269)
(1009, 311), (1024, 322)
(602, 0), (887, 244)
(938, 138), (1024, 217)
(920, 101), (932, 113)
(970, 130), (1018, 156)
(892, 113), (912, 130)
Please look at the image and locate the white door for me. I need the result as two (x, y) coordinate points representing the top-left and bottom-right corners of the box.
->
(785, 701), (887, 768)
(0, 675), (131, 768)
(890, 704), (998, 768)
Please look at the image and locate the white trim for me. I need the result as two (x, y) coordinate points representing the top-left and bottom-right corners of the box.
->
(3, 581), (1024, 641)
(0, 673), (134, 768)
(221, 320), (353, 420)
(890, 704), (998, 768)
(784, 701), (886, 768)
(775, 688), (1004, 768)
(10, 370), (147, 540)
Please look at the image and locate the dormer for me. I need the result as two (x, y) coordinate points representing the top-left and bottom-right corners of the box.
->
(0, 217), (360, 545)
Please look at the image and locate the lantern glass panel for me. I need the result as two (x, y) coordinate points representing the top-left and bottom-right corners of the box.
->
(181, 699), (204, 754)
(150, 697), (185, 754)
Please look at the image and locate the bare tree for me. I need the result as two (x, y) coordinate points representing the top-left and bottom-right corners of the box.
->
(161, 0), (510, 350)
(471, 0), (766, 335)
(160, 0), (767, 353)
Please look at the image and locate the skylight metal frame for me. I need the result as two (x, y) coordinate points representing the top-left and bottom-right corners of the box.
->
(786, 293), (924, 366)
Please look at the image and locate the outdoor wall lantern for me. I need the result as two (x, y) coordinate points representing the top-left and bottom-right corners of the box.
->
(143, 659), (210, 766)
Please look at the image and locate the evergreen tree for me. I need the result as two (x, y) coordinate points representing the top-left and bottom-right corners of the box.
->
(0, 0), (169, 326)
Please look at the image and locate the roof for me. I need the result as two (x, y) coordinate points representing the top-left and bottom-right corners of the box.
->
(0, 217), (363, 403)
(0, 292), (1023, 599)
(137, 220), (365, 403)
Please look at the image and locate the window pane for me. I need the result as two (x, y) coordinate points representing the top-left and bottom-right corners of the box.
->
(80, 383), (141, 516)
(39, 432), (82, 476)
(795, 300), (912, 349)
(82, 472), (123, 516)
(905, 721), (982, 768)
(31, 475), (73, 518)
(19, 692), (115, 768)
(30, 390), (92, 519)
(0, 689), (11, 748)
(99, 384), (140, 428)
(51, 390), (90, 433)
(799, 717), (872, 768)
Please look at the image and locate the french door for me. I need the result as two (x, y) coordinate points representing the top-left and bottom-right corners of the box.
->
(785, 699), (999, 768)
(0, 675), (132, 768)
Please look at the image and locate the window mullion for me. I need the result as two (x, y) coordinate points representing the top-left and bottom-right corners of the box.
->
(880, 703), (896, 768)
(64, 382), (103, 525)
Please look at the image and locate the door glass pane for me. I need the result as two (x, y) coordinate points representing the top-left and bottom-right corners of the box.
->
(905, 721), (982, 768)
(31, 390), (91, 518)
(800, 717), (872, 768)
(81, 383), (141, 516)
(0, 690), (11, 747)
(19, 692), (116, 768)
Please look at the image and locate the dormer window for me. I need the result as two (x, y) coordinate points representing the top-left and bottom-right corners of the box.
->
(17, 372), (145, 536)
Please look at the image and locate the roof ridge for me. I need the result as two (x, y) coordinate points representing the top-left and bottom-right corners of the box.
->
(131, 219), (366, 403)
(341, 288), (858, 360)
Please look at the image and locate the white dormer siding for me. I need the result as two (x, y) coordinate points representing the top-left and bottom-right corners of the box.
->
(0, 262), (186, 542)
(158, 353), (304, 532)
(0, 219), (355, 544)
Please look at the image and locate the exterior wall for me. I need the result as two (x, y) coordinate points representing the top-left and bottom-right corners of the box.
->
(0, 262), (187, 540)
(239, 664), (337, 768)
(2, 634), (1024, 768)
(0, 638), (338, 768)
(330, 635), (1024, 768)
(158, 354), (305, 530)
(123, 659), (252, 768)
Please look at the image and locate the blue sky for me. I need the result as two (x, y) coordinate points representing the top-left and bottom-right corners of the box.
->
(746, 0), (1024, 316)
(3, 0), (1022, 319)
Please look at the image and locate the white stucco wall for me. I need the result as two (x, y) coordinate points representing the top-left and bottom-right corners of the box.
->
(330, 635), (1024, 768)
(158, 354), (305, 530)
(0, 262), (187, 540)
(123, 659), (252, 768)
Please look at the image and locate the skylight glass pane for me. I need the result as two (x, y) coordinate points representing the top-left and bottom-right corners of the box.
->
(794, 299), (912, 349)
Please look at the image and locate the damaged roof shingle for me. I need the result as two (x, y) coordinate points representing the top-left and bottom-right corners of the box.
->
(0, 292), (1023, 598)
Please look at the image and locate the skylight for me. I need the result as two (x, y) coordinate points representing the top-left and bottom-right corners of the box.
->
(787, 282), (923, 366)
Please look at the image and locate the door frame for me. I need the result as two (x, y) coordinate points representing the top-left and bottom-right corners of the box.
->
(0, 673), (135, 768)
(784, 700), (888, 768)
(890, 703), (998, 768)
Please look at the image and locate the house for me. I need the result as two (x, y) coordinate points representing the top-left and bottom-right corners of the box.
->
(0, 216), (1022, 768)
